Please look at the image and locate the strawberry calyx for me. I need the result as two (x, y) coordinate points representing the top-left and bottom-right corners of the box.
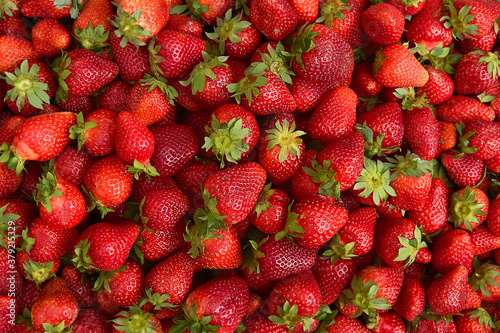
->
(142, 288), (178, 312)
(3, 59), (51, 111)
(0, 203), (20, 250)
(356, 124), (385, 158)
(393, 87), (430, 111)
(68, 112), (98, 150)
(33, 170), (64, 214)
(478, 51), (500, 80)
(92, 264), (126, 293)
(0, 0), (18, 19)
(395, 0), (425, 8)
(321, 234), (357, 264)
(81, 185), (115, 219)
(18, 228), (35, 253)
(128, 159), (160, 181)
(170, 302), (221, 333)
(265, 119), (305, 163)
(241, 237), (267, 275)
(72, 238), (98, 273)
(258, 42), (294, 84)
(409, 308), (454, 331)
(42, 321), (69, 333)
(268, 300), (311, 332)
(52, 52), (72, 104)
(453, 123), (478, 158)
(448, 185), (486, 231)
(394, 225), (428, 267)
(53, 0), (83, 19)
(251, 183), (275, 218)
(170, 0), (210, 24)
(111, 303), (160, 333)
(316, 0), (353, 26)
(338, 275), (391, 318)
(111, 7), (152, 48)
(16, 308), (34, 330)
(410, 43), (462, 74)
(275, 202), (305, 242)
(140, 74), (178, 105)
(469, 260), (500, 298)
(0, 142), (25, 176)
(181, 51), (229, 95)
(465, 307), (496, 330)
(227, 62), (268, 105)
(302, 159), (341, 199)
(23, 258), (56, 287)
(73, 22), (110, 54)
(205, 8), (252, 55)
(202, 114), (250, 168)
(315, 308), (339, 333)
(287, 24), (320, 70)
(388, 152), (431, 178)
(353, 157), (396, 206)
(440, 4), (480, 40)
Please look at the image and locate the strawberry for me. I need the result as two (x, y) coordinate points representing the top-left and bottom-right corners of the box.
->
(31, 18), (71, 58)
(485, 153), (500, 173)
(112, 306), (163, 333)
(0, 116), (24, 144)
(307, 86), (357, 143)
(454, 51), (500, 95)
(98, 80), (131, 113)
(426, 265), (469, 315)
(171, 276), (249, 333)
(21, 0), (74, 19)
(405, 0), (452, 50)
(115, 111), (159, 179)
(1, 111), (75, 174)
(144, 249), (196, 319)
(150, 123), (199, 177)
(72, 0), (114, 53)
(388, 152), (432, 212)
(431, 229), (474, 274)
(360, 3), (405, 46)
(338, 265), (404, 318)
(350, 62), (383, 98)
(392, 275), (426, 321)
(469, 261), (500, 303)
(319, 313), (370, 333)
(149, 29), (205, 79)
(109, 33), (151, 84)
(410, 311), (458, 332)
(261, 271), (322, 333)
(373, 44), (429, 87)
(53, 146), (98, 188)
(278, 197), (348, 248)
(73, 220), (140, 272)
(172, 0), (234, 27)
(403, 106), (440, 161)
(464, 121), (500, 160)
(455, 307), (496, 333)
(53, 49), (119, 102)
(408, 177), (450, 234)
(289, 0), (319, 25)
(416, 66), (454, 105)
(97, 260), (145, 307)
(449, 186), (489, 231)
(201, 103), (259, 167)
(436, 95), (496, 123)
(0, 162), (22, 199)
(0, 0), (21, 19)
(34, 170), (86, 229)
(31, 278), (79, 332)
(0, 295), (18, 333)
(313, 256), (357, 306)
(334, 207), (377, 257)
(384, 0), (426, 15)
(70, 109), (117, 157)
(442, 0), (497, 40)
(0, 199), (37, 249)
(486, 195), (500, 236)
(0, 35), (41, 75)
(140, 189), (189, 232)
(258, 117), (305, 184)
(138, 218), (187, 262)
(471, 224), (500, 255)
(247, 184), (289, 234)
(3, 59), (56, 117)
(249, 0), (298, 40)
(371, 311), (406, 333)
(374, 217), (431, 268)
(71, 308), (113, 333)
(112, 0), (170, 47)
(441, 150), (485, 187)
(164, 15), (203, 37)
(437, 121), (458, 155)
(83, 154), (135, 217)
(61, 266), (94, 307)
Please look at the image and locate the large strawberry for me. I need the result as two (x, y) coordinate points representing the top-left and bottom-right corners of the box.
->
(0, 112), (76, 175)
(361, 3), (405, 46)
(249, 0), (298, 41)
(72, 0), (114, 53)
(426, 264), (469, 315)
(431, 228), (474, 274)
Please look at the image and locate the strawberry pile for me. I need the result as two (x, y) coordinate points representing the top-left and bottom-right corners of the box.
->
(1, 0), (500, 332)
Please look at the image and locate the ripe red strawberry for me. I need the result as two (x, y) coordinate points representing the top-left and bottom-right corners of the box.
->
(71, 308), (113, 333)
(469, 261), (500, 303)
(449, 186), (489, 231)
(21, 0), (73, 19)
(454, 51), (499, 95)
(109, 33), (151, 84)
(249, 0), (298, 40)
(34, 170), (86, 229)
(72, 0), (114, 52)
(374, 217), (431, 268)
(410, 312), (458, 332)
(405, 0), (452, 50)
(53, 146), (98, 188)
(31, 278), (79, 332)
(486, 195), (500, 236)
(140, 189), (189, 232)
(83, 154), (135, 217)
(313, 256), (356, 306)
(248, 185), (289, 234)
(384, 0), (426, 15)
(371, 311), (406, 333)
(171, 276), (249, 333)
(441, 150), (485, 187)
(278, 197), (348, 248)
(112, 0), (170, 47)
(73, 220), (140, 272)
(408, 177), (450, 234)
(164, 14), (203, 37)
(53, 49), (118, 103)
(150, 123), (199, 177)
(361, 3), (405, 46)
(0, 116), (25, 144)
(144, 249), (196, 319)
(404, 106), (439, 161)
(338, 265), (404, 318)
(319, 313), (370, 333)
(350, 62), (383, 98)
(436, 95), (496, 123)
(4, 59), (56, 117)
(374, 44), (429, 87)
(0, 162), (22, 199)
(97, 260), (144, 307)
(471, 224), (500, 255)
(455, 307), (496, 333)
(260, 270), (322, 333)
(416, 66), (454, 105)
(392, 275), (426, 321)
(464, 121), (500, 160)
(437, 121), (458, 155)
(426, 264), (469, 315)
(115, 111), (158, 179)
(431, 229), (474, 274)
(388, 153), (432, 212)
(1, 112), (76, 174)
(0, 35), (41, 75)
(442, 0), (497, 40)
(334, 207), (377, 257)
(111, 306), (162, 333)
(70, 109), (117, 157)
(485, 153), (500, 173)
(31, 18), (71, 58)
(307, 86), (357, 143)
(138, 218), (187, 262)
(98, 80), (131, 113)
(61, 266), (94, 307)
(0, 199), (37, 248)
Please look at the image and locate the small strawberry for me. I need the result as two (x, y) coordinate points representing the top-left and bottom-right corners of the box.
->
(249, 0), (298, 40)
(454, 50), (500, 95)
(361, 3), (405, 46)
(469, 261), (500, 303)
(0, 35), (41, 75)
(436, 95), (496, 123)
(441, 150), (485, 188)
(416, 66), (454, 105)
(31, 18), (71, 58)
(403, 106), (440, 161)
(247, 184), (289, 234)
(139, 189), (189, 232)
(112, 305), (162, 333)
(109, 33), (151, 84)
(96, 260), (145, 307)
(392, 275), (426, 321)
(138, 218), (187, 262)
(69, 110), (117, 157)
(53, 146), (98, 188)
(313, 256), (357, 306)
